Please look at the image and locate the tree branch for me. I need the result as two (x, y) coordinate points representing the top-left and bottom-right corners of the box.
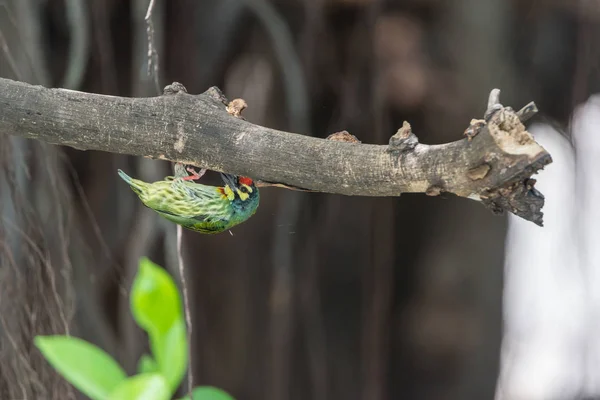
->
(0, 77), (552, 225)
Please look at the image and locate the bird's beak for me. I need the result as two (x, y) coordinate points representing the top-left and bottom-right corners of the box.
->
(220, 173), (238, 189)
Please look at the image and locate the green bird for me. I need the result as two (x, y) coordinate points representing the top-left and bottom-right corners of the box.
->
(117, 167), (259, 234)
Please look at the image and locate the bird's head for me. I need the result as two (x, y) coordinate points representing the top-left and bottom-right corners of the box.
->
(220, 173), (259, 209)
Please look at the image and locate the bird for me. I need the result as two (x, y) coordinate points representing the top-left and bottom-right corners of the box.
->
(117, 166), (259, 234)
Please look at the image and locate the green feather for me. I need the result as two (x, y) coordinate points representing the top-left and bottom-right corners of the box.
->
(117, 169), (259, 234)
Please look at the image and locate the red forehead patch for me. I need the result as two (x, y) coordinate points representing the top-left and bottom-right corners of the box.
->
(239, 176), (253, 186)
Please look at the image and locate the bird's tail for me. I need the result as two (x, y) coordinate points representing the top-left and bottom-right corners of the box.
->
(117, 169), (147, 196)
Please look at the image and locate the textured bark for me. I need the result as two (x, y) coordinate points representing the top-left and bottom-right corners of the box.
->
(0, 78), (551, 224)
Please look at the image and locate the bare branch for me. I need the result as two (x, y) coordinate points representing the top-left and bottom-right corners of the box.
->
(176, 223), (193, 395)
(164, 77), (194, 398)
(144, 0), (161, 94)
(0, 29), (21, 81)
(62, 0), (90, 89)
(0, 78), (552, 225)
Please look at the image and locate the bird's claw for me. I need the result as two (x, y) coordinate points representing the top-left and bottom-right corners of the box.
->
(181, 166), (207, 181)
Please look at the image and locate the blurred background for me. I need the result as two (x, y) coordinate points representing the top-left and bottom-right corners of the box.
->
(0, 0), (599, 399)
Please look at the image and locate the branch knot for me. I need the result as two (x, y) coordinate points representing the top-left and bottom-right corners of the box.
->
(326, 130), (361, 143)
(203, 86), (229, 105)
(163, 82), (187, 95)
(226, 99), (248, 119)
(388, 121), (419, 153)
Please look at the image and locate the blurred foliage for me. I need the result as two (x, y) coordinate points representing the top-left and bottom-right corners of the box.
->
(131, 257), (187, 391)
(34, 336), (127, 399)
(35, 258), (234, 400)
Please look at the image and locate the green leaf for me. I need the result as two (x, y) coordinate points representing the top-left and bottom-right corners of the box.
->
(108, 373), (170, 400)
(177, 386), (235, 400)
(131, 257), (188, 393)
(34, 335), (127, 400)
(137, 354), (158, 374)
(131, 257), (183, 335)
(152, 319), (187, 391)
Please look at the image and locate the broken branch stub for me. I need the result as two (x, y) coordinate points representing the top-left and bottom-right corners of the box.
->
(388, 121), (419, 152)
(456, 89), (550, 225)
(383, 89), (550, 225)
(0, 78), (551, 225)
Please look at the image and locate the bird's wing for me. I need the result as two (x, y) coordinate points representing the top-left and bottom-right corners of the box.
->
(140, 179), (231, 223)
(167, 179), (224, 201)
(162, 184), (230, 218)
(156, 208), (226, 224)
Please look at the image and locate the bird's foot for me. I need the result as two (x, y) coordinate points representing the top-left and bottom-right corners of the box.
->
(181, 166), (207, 181)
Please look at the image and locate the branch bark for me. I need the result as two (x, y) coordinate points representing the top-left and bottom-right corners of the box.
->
(0, 77), (552, 224)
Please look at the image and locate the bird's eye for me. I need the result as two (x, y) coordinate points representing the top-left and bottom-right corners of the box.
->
(240, 186), (248, 193)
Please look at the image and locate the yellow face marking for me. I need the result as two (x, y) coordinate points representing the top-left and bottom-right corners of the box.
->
(237, 189), (249, 201)
(236, 184), (253, 201)
(223, 185), (235, 201)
